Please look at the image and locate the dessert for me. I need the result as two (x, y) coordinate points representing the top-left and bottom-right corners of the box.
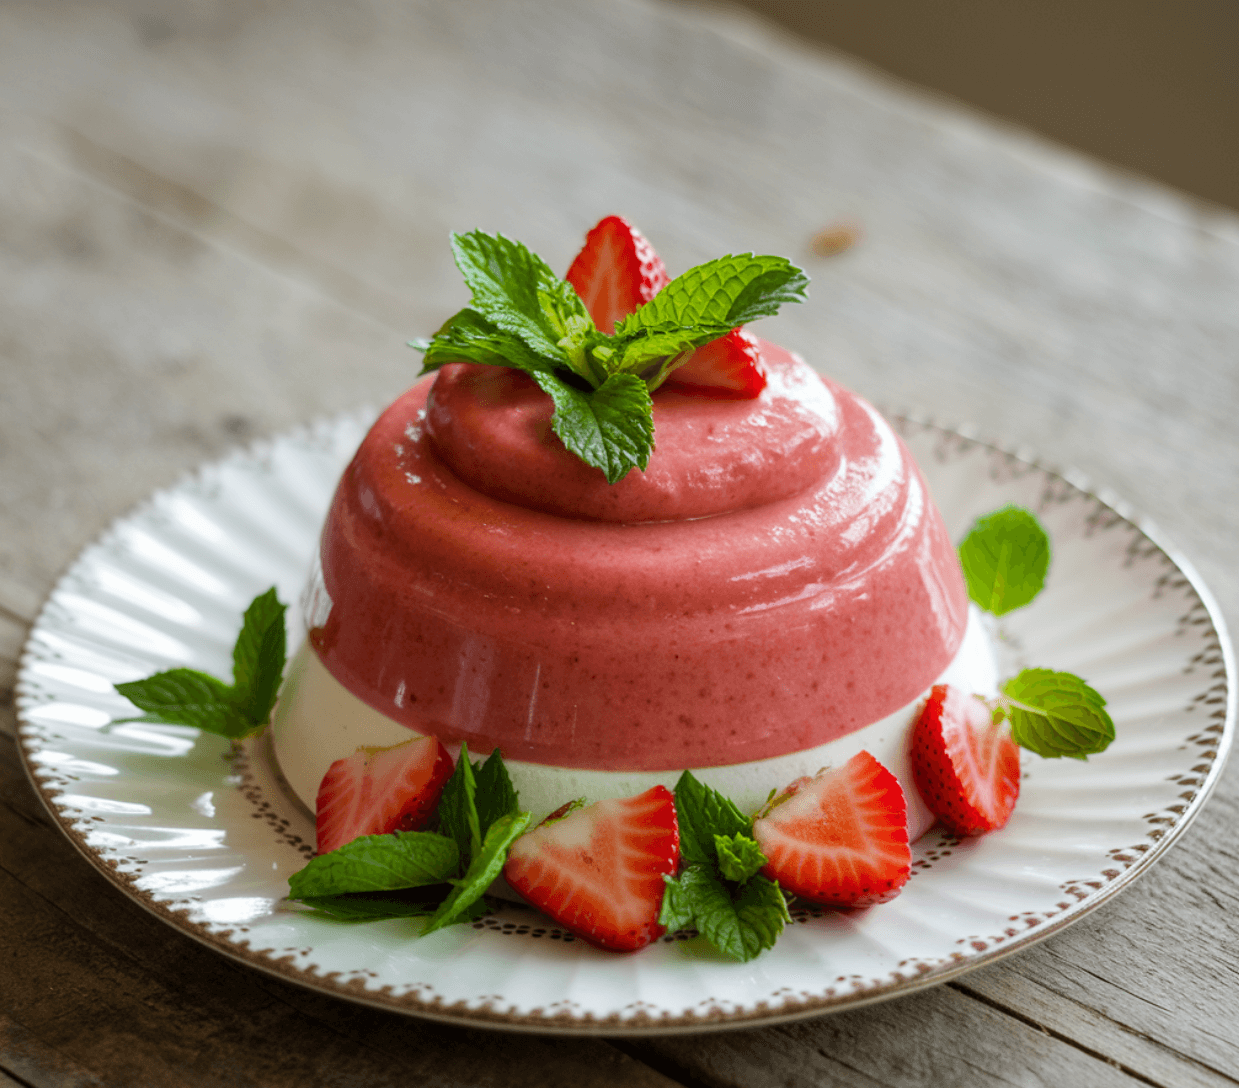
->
(271, 217), (998, 842)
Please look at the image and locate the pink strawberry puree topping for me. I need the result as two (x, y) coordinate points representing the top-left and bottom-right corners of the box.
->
(310, 343), (969, 772)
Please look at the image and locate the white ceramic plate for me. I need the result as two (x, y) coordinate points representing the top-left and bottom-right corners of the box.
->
(16, 410), (1235, 1034)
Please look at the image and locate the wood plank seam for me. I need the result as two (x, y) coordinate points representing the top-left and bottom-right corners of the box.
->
(609, 1040), (730, 1088)
(950, 982), (1178, 1088)
(0, 1058), (38, 1088)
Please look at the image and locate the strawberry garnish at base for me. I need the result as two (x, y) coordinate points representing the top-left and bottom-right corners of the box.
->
(503, 785), (679, 952)
(315, 734), (453, 855)
(752, 751), (910, 908)
(912, 684), (1020, 835)
(664, 327), (767, 399)
(565, 215), (668, 333)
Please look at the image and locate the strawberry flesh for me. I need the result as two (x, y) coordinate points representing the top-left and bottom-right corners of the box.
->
(753, 751), (910, 907)
(565, 215), (668, 334)
(664, 327), (767, 399)
(315, 734), (453, 855)
(911, 684), (1020, 835)
(503, 785), (680, 952)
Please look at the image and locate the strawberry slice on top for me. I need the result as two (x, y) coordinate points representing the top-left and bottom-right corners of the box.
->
(911, 684), (1020, 835)
(565, 215), (668, 334)
(315, 734), (453, 855)
(664, 327), (768, 399)
(752, 751), (910, 908)
(503, 785), (680, 952)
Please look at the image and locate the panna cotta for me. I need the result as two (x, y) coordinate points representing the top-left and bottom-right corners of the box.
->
(273, 343), (996, 840)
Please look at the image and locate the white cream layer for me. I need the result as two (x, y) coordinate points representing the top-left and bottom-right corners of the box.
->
(271, 606), (997, 842)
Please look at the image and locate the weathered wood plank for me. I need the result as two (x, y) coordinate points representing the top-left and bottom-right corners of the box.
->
(0, 730), (680, 1088)
(957, 965), (1239, 1088)
(623, 982), (1154, 1088)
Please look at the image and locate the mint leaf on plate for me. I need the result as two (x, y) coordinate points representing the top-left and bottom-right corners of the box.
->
(714, 833), (768, 884)
(287, 831), (460, 899)
(474, 746), (521, 839)
(231, 587), (287, 726)
(660, 867), (789, 963)
(114, 587), (288, 740)
(958, 505), (1051, 616)
(113, 668), (252, 737)
(663, 772), (790, 961)
(292, 893), (442, 922)
(436, 741), (481, 866)
(1000, 668), (1115, 759)
(673, 770), (752, 868)
(423, 810), (532, 934)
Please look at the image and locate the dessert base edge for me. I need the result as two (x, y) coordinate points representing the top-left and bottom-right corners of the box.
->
(271, 606), (998, 842)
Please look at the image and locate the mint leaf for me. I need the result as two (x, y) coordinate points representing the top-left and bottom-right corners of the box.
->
(1001, 669), (1115, 759)
(531, 369), (654, 484)
(659, 866), (788, 962)
(733, 874), (791, 956)
(287, 831), (459, 898)
(450, 230), (587, 364)
(474, 748), (520, 839)
(613, 324), (734, 377)
(615, 254), (807, 337)
(423, 810), (532, 934)
(114, 588), (288, 739)
(658, 868), (704, 934)
(437, 742), (481, 866)
(958, 506), (1051, 616)
(714, 833), (767, 884)
(418, 308), (558, 375)
(673, 770), (752, 868)
(114, 668), (251, 737)
(416, 230), (809, 483)
(232, 587), (287, 725)
(292, 893), (441, 922)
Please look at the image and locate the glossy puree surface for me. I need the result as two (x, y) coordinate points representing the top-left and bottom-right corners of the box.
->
(309, 344), (969, 771)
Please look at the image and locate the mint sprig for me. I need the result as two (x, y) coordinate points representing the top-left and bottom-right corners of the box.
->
(292, 892), (442, 922)
(958, 505), (1051, 616)
(113, 587), (287, 739)
(659, 771), (790, 962)
(423, 810), (532, 935)
(428, 743), (530, 929)
(288, 831), (459, 898)
(999, 668), (1115, 760)
(412, 230), (808, 483)
(286, 746), (529, 928)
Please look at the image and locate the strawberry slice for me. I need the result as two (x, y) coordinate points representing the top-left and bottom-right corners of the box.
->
(565, 215), (668, 333)
(503, 785), (680, 952)
(752, 751), (910, 907)
(315, 734), (453, 855)
(911, 684), (1020, 835)
(664, 327), (768, 399)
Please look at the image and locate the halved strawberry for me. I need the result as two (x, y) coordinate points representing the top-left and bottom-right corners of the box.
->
(565, 215), (668, 333)
(315, 734), (453, 855)
(752, 751), (910, 907)
(911, 684), (1020, 835)
(503, 786), (679, 952)
(664, 327), (767, 399)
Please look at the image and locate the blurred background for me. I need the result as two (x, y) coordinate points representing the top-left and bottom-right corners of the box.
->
(731, 0), (1238, 212)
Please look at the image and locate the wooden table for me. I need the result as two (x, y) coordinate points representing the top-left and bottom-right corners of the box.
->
(3, 2), (1238, 1084)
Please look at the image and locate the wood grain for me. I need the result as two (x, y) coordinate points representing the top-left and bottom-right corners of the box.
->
(2, 0), (1237, 1084)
